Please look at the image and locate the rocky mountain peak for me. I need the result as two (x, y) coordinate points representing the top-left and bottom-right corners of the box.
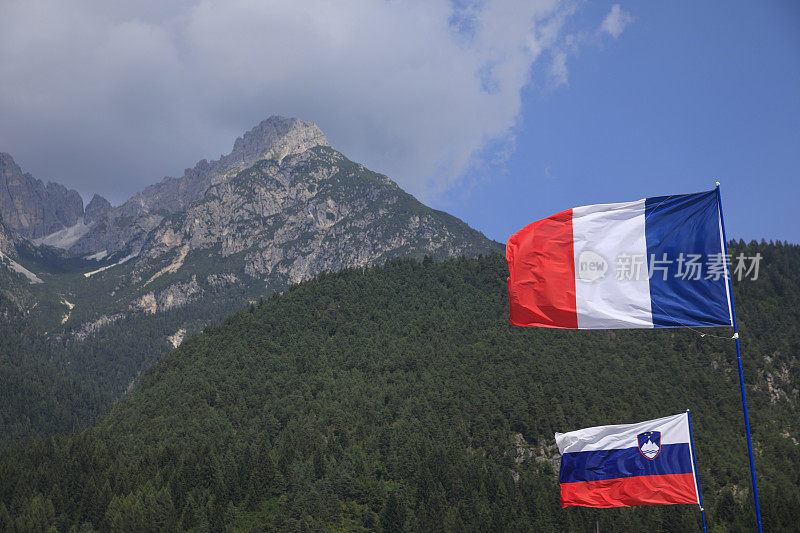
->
(65, 117), (332, 256)
(0, 152), (24, 185)
(0, 153), (84, 239)
(227, 116), (330, 167)
(0, 152), (16, 168)
(84, 194), (112, 225)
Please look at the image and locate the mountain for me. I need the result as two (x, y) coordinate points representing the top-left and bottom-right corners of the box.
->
(52, 116), (497, 264)
(66, 117), (334, 257)
(0, 153), (85, 239)
(138, 143), (497, 287)
(1, 243), (797, 531)
(0, 116), (501, 436)
(83, 194), (112, 225)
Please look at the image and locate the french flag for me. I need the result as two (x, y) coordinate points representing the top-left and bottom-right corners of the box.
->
(506, 189), (733, 329)
(555, 413), (701, 508)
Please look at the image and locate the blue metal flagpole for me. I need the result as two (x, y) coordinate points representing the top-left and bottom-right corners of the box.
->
(715, 182), (763, 532)
(686, 409), (707, 533)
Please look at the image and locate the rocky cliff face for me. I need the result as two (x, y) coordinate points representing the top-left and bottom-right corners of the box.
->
(84, 194), (111, 225)
(132, 116), (328, 215)
(68, 117), (330, 256)
(0, 216), (16, 258)
(141, 145), (498, 287)
(0, 153), (84, 239)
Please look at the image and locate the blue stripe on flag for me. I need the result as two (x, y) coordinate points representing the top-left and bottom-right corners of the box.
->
(559, 443), (694, 483)
(644, 190), (731, 328)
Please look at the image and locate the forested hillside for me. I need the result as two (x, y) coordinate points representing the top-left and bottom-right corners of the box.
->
(1, 242), (798, 531)
(0, 292), (107, 449)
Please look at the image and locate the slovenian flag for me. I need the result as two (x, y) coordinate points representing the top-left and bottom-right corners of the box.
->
(555, 413), (701, 508)
(506, 189), (733, 329)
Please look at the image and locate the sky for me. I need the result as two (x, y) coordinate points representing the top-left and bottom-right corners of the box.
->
(0, 1), (798, 244)
(445, 1), (800, 245)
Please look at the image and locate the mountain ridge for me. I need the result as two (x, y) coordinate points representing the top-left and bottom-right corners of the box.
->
(67, 116), (331, 256)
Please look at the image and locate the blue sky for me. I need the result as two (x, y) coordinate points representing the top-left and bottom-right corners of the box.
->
(444, 1), (800, 244)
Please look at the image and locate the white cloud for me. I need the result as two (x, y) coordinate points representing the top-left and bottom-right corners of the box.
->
(548, 50), (570, 87)
(600, 4), (633, 39)
(0, 0), (600, 203)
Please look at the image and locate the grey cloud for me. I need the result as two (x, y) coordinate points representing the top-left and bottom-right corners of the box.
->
(0, 0), (584, 205)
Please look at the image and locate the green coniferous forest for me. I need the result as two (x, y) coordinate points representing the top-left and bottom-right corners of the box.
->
(0, 293), (107, 447)
(1, 241), (798, 531)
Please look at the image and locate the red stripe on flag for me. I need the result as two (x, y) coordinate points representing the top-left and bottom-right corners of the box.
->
(560, 473), (699, 508)
(506, 208), (577, 328)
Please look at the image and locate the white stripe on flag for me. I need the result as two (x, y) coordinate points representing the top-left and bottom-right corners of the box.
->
(572, 199), (653, 329)
(555, 412), (691, 454)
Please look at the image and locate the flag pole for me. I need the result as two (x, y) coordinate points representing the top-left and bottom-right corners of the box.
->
(715, 182), (762, 532)
(686, 409), (707, 533)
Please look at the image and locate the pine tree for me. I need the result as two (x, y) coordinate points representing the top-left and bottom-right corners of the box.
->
(380, 492), (406, 533)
